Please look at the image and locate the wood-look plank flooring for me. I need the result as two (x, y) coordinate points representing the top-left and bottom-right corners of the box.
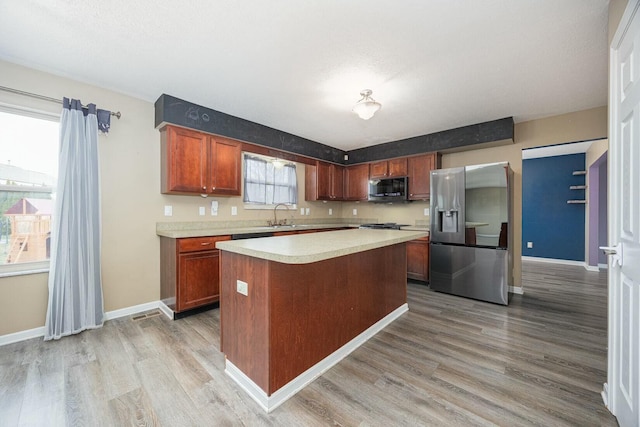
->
(0, 261), (617, 426)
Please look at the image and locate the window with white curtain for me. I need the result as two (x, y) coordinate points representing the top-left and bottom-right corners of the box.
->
(243, 154), (297, 206)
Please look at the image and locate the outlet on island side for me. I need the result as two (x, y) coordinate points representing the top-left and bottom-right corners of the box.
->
(236, 279), (248, 296)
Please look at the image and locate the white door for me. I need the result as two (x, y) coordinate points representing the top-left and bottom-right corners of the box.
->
(607, 1), (640, 425)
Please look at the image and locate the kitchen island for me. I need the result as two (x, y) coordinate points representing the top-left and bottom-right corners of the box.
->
(216, 228), (427, 412)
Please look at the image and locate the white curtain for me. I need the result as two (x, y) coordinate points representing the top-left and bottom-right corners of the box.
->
(44, 98), (104, 340)
(243, 155), (297, 204)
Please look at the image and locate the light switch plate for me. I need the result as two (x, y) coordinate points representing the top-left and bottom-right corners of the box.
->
(236, 280), (248, 296)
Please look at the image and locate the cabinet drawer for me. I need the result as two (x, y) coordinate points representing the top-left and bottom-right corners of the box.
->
(178, 235), (231, 253)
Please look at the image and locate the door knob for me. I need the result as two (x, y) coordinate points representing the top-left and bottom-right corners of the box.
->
(600, 243), (623, 267)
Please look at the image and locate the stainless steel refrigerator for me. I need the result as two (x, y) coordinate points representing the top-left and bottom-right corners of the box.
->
(429, 162), (513, 305)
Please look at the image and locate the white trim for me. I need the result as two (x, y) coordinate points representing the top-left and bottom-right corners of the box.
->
(0, 326), (46, 346)
(158, 301), (175, 320)
(225, 303), (409, 413)
(0, 300), (162, 346)
(509, 286), (524, 295)
(522, 256), (587, 267)
(602, 382), (609, 409)
(102, 301), (161, 321)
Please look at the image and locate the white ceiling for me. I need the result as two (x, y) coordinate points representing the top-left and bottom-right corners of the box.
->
(0, 0), (609, 151)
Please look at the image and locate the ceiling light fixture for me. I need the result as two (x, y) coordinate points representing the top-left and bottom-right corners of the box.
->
(352, 89), (381, 120)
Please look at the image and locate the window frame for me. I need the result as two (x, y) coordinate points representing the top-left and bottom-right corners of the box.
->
(242, 153), (298, 210)
(0, 104), (59, 277)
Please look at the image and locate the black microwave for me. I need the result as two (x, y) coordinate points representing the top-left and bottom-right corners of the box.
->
(368, 177), (409, 202)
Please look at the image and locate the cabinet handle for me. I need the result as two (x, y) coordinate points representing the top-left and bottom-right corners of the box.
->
(201, 242), (212, 246)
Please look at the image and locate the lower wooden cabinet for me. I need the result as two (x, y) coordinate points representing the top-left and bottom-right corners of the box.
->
(160, 235), (231, 315)
(407, 236), (430, 282)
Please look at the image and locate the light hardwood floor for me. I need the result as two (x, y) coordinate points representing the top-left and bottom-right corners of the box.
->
(0, 261), (618, 426)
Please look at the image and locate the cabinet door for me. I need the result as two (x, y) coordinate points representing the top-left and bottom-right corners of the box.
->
(387, 158), (408, 177)
(369, 161), (388, 179)
(407, 238), (429, 281)
(344, 164), (369, 201)
(407, 153), (437, 200)
(332, 165), (345, 200)
(211, 137), (241, 195)
(316, 162), (333, 200)
(177, 250), (221, 311)
(162, 126), (208, 194)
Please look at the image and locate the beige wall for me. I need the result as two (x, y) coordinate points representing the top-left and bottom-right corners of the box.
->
(609, 0), (630, 44)
(0, 59), (608, 337)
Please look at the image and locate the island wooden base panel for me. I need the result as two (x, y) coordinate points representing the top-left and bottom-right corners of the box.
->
(220, 244), (407, 395)
(0, 261), (616, 426)
(224, 303), (408, 412)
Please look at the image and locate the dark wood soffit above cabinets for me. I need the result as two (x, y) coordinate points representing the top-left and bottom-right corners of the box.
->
(155, 94), (514, 165)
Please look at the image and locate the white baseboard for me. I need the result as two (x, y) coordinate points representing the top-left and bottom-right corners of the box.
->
(0, 300), (162, 347)
(158, 301), (175, 320)
(103, 301), (161, 321)
(509, 286), (524, 295)
(225, 303), (409, 413)
(601, 382), (609, 409)
(0, 326), (46, 346)
(522, 256), (586, 267)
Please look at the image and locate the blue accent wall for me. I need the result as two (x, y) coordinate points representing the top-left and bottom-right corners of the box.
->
(522, 153), (585, 261)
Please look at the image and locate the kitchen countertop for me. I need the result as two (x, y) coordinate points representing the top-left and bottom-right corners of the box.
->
(216, 228), (428, 264)
(156, 223), (359, 238)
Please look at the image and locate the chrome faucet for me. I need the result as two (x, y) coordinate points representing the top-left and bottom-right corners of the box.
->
(269, 203), (291, 227)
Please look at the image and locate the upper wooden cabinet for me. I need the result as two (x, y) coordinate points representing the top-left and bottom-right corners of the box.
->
(161, 125), (241, 196)
(369, 158), (408, 179)
(344, 164), (369, 201)
(407, 153), (441, 201)
(306, 161), (345, 201)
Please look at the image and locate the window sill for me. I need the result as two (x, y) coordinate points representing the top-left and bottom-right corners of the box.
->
(243, 203), (297, 211)
(0, 262), (50, 278)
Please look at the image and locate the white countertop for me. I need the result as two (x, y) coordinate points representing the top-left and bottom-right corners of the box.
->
(216, 228), (428, 264)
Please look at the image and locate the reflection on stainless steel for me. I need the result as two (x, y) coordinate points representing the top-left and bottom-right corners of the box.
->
(429, 162), (513, 305)
(430, 244), (509, 305)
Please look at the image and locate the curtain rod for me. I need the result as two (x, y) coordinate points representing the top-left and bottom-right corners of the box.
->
(0, 85), (121, 119)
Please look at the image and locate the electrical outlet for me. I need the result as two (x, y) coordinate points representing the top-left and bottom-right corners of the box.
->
(236, 280), (248, 296)
(199, 206), (205, 216)
(527, 242), (533, 248)
(352, 208), (357, 216)
(164, 205), (172, 216)
(231, 206), (237, 216)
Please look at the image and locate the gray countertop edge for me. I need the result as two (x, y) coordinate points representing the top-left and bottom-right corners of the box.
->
(215, 229), (428, 264)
